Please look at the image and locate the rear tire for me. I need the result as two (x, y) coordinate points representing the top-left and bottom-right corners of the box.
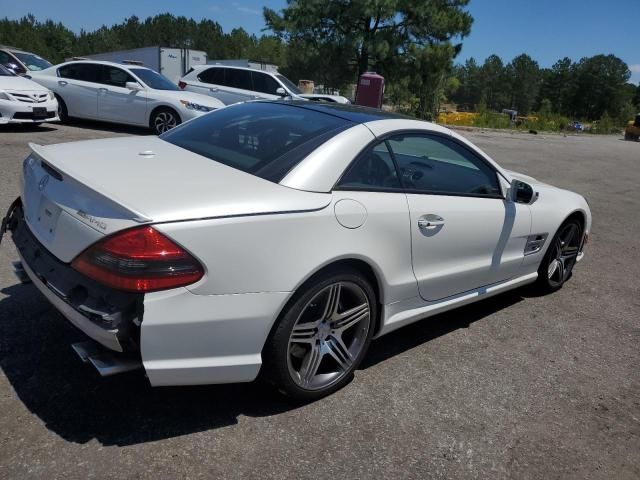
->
(261, 267), (377, 401)
(533, 218), (583, 294)
(150, 107), (181, 135)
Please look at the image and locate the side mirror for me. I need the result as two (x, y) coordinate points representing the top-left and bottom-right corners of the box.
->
(275, 87), (288, 97)
(125, 81), (142, 91)
(511, 179), (538, 204)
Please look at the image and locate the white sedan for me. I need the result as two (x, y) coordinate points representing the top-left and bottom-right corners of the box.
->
(0, 65), (59, 125)
(2, 101), (591, 400)
(30, 60), (224, 134)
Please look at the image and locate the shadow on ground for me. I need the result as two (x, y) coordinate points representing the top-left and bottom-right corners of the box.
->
(0, 280), (524, 446)
(0, 124), (57, 134)
(62, 118), (151, 135)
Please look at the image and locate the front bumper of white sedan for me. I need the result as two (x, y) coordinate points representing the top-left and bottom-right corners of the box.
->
(0, 97), (59, 124)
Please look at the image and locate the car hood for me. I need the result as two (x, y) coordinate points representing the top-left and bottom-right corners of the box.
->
(0, 75), (49, 92)
(157, 90), (225, 108)
(29, 136), (331, 226)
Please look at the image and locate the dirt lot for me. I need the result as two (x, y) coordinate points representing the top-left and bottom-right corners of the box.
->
(0, 121), (639, 479)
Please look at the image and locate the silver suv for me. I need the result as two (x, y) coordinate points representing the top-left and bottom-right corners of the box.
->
(178, 65), (305, 105)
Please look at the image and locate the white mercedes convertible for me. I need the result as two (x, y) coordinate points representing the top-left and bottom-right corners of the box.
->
(1, 101), (591, 400)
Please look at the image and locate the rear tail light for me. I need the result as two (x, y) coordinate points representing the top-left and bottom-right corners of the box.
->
(178, 81), (186, 89)
(71, 226), (203, 293)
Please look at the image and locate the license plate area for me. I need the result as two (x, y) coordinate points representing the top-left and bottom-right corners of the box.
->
(37, 196), (62, 238)
(32, 107), (47, 119)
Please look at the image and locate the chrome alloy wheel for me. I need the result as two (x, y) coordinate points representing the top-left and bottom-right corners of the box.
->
(153, 111), (177, 134)
(547, 222), (581, 287)
(287, 282), (371, 391)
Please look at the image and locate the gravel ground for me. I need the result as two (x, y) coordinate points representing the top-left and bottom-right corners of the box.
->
(0, 121), (638, 479)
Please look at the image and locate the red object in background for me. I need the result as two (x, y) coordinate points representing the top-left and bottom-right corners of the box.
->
(354, 72), (385, 109)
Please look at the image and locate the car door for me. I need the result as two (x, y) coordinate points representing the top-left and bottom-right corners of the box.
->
(189, 66), (227, 100)
(56, 63), (100, 118)
(192, 67), (247, 105)
(335, 141), (418, 303)
(222, 68), (259, 103)
(250, 71), (280, 100)
(386, 133), (531, 302)
(97, 65), (147, 125)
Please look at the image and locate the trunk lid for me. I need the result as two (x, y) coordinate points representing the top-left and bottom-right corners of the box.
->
(22, 136), (330, 262)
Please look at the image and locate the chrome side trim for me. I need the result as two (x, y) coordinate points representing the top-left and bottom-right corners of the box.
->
(19, 252), (123, 352)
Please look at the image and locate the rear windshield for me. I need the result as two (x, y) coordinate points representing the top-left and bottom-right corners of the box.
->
(161, 102), (351, 183)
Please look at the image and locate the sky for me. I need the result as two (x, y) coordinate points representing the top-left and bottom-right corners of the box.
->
(1, 0), (638, 83)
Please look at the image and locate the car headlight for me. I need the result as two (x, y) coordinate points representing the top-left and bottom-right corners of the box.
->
(48, 91), (55, 100)
(0, 91), (12, 101)
(179, 100), (213, 112)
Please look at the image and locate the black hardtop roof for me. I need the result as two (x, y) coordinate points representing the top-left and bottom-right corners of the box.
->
(267, 100), (412, 124)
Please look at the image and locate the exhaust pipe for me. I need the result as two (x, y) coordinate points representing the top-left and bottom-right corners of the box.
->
(71, 341), (142, 376)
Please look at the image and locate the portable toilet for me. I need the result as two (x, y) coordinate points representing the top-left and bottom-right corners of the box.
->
(355, 72), (384, 108)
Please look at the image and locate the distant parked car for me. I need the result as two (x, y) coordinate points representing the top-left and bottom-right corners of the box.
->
(0, 45), (53, 75)
(567, 120), (584, 132)
(0, 65), (59, 125)
(179, 65), (310, 104)
(30, 61), (224, 134)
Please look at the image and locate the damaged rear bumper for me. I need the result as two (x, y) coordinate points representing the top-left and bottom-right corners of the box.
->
(8, 203), (143, 354)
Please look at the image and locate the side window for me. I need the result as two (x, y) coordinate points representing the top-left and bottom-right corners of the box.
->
(198, 67), (224, 85)
(251, 72), (279, 95)
(338, 142), (400, 190)
(101, 66), (135, 87)
(225, 69), (252, 90)
(387, 134), (501, 196)
(58, 63), (100, 82)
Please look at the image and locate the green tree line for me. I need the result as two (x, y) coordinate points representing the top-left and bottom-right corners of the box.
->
(1, 8), (638, 125)
(451, 53), (639, 123)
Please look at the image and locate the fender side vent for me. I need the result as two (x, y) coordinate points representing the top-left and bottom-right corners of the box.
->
(524, 233), (548, 255)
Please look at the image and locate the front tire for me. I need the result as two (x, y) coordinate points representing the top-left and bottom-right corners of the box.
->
(55, 95), (68, 123)
(534, 218), (583, 294)
(262, 268), (377, 401)
(150, 107), (181, 135)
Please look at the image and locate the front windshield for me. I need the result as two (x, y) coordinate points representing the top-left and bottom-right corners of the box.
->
(0, 65), (13, 76)
(129, 68), (179, 91)
(13, 52), (52, 71)
(275, 74), (302, 95)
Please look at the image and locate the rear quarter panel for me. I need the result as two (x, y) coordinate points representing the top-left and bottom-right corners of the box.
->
(153, 191), (419, 304)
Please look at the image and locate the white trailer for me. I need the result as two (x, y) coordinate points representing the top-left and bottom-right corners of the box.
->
(83, 46), (207, 83)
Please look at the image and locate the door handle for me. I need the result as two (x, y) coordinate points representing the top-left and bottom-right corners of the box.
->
(209, 87), (218, 92)
(417, 214), (445, 230)
(98, 88), (108, 93)
(58, 80), (67, 86)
